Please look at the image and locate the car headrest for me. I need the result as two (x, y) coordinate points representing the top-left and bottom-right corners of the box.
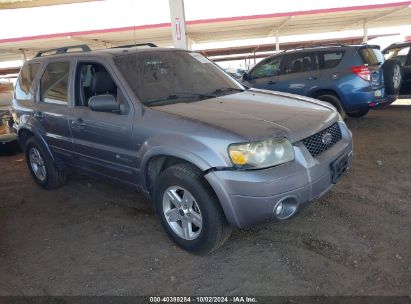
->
(90, 71), (115, 95)
(291, 60), (302, 73)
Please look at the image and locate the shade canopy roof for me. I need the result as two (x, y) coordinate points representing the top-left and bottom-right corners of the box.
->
(0, 1), (410, 62)
(203, 34), (395, 62)
(0, 0), (99, 9)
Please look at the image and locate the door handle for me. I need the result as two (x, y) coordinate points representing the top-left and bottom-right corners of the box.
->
(71, 119), (86, 128)
(267, 80), (276, 85)
(307, 76), (318, 80)
(34, 112), (45, 119)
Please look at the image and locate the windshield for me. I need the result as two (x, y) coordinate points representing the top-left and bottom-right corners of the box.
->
(114, 50), (244, 105)
(383, 46), (410, 65)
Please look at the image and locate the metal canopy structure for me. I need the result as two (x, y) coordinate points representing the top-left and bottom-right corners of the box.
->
(0, 1), (411, 62)
(202, 34), (396, 62)
(0, 0), (99, 9)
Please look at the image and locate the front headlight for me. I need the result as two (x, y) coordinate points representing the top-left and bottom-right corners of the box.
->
(228, 138), (294, 169)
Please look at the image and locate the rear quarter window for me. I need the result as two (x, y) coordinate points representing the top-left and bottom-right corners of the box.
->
(359, 48), (384, 66)
(319, 51), (345, 69)
(15, 63), (40, 101)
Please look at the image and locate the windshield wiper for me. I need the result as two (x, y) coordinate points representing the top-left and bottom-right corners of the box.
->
(212, 87), (245, 95)
(143, 92), (215, 106)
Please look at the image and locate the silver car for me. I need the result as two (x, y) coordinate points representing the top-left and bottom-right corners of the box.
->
(11, 45), (353, 253)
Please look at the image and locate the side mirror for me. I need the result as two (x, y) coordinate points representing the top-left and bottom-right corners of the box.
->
(242, 73), (249, 81)
(89, 94), (120, 113)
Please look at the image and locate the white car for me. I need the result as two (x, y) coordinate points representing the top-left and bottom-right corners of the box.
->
(0, 81), (14, 107)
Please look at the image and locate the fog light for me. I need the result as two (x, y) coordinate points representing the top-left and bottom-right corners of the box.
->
(275, 202), (283, 216)
(274, 197), (298, 220)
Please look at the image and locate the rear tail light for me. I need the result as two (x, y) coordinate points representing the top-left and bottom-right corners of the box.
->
(351, 65), (371, 82)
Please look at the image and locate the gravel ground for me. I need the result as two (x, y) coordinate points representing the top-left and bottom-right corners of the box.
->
(0, 101), (410, 296)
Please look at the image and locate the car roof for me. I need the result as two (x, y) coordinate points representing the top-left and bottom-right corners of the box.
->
(254, 44), (380, 61)
(383, 41), (411, 50)
(27, 46), (186, 64)
(281, 44), (378, 53)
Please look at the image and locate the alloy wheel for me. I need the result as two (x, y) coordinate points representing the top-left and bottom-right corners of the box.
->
(162, 186), (203, 240)
(29, 147), (47, 182)
(393, 65), (402, 89)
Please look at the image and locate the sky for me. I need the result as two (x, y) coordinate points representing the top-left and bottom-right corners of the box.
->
(0, 0), (410, 69)
(0, 0), (409, 40)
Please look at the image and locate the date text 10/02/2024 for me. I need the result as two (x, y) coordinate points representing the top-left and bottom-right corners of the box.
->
(149, 296), (258, 303)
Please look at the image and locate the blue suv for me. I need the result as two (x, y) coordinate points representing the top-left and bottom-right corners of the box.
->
(242, 45), (401, 118)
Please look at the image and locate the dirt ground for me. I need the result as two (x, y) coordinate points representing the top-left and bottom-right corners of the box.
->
(0, 101), (410, 296)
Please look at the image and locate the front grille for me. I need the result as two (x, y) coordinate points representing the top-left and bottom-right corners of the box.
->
(302, 123), (342, 157)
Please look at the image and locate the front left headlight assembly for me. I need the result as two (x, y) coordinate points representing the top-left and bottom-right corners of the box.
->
(228, 138), (294, 169)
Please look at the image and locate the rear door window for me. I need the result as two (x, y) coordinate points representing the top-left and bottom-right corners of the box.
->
(283, 53), (316, 74)
(15, 63), (40, 101)
(40, 62), (70, 105)
(318, 51), (344, 69)
(359, 48), (384, 66)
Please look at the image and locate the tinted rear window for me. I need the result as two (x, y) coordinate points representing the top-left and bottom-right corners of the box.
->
(359, 48), (384, 65)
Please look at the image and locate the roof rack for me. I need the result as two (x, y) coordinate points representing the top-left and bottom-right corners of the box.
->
(111, 43), (157, 49)
(289, 43), (348, 51)
(317, 43), (348, 47)
(34, 44), (91, 58)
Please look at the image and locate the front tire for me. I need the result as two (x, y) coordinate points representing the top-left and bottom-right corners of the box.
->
(25, 137), (66, 189)
(154, 163), (232, 254)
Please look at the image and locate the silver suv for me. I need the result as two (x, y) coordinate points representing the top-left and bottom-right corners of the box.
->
(11, 44), (353, 253)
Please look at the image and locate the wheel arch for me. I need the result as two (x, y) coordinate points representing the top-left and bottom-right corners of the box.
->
(310, 88), (341, 100)
(17, 127), (55, 162)
(309, 89), (346, 111)
(142, 148), (213, 199)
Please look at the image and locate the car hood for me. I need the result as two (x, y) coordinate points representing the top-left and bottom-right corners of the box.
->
(151, 89), (339, 142)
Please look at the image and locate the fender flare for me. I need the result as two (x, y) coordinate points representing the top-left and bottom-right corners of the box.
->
(17, 125), (55, 162)
(140, 146), (213, 191)
(309, 88), (346, 107)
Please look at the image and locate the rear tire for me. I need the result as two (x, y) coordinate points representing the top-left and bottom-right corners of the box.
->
(25, 137), (66, 189)
(317, 94), (346, 119)
(383, 59), (402, 95)
(154, 163), (232, 254)
(347, 108), (369, 118)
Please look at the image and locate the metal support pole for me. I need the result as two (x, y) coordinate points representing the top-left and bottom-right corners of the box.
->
(362, 20), (368, 44)
(275, 29), (280, 53)
(21, 49), (27, 62)
(187, 36), (193, 50)
(169, 0), (189, 50)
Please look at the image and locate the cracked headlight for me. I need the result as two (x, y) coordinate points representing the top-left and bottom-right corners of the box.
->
(228, 138), (294, 169)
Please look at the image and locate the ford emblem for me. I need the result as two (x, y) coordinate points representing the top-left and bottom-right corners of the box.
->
(322, 133), (333, 145)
